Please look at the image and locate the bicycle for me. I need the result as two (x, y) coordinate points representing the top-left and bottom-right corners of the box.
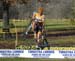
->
(36, 29), (50, 50)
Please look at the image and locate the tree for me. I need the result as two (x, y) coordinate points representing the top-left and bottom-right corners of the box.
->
(70, 0), (75, 24)
(1, 0), (31, 32)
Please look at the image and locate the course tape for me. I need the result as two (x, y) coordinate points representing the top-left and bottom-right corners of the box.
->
(0, 50), (75, 58)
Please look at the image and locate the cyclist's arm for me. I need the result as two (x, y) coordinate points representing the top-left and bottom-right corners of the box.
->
(42, 15), (45, 26)
(31, 12), (36, 31)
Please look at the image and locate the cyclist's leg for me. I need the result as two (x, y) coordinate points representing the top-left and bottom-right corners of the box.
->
(35, 31), (41, 49)
(34, 32), (37, 42)
(33, 24), (39, 48)
(37, 25), (43, 47)
(37, 31), (42, 43)
(32, 21), (35, 31)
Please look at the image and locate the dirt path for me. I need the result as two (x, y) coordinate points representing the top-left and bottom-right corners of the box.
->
(0, 29), (75, 49)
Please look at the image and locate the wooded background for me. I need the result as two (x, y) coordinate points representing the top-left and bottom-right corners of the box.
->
(0, 0), (75, 19)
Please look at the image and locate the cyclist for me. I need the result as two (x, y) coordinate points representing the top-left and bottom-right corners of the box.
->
(32, 7), (45, 48)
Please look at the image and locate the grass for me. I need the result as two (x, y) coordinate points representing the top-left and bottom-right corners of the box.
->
(0, 19), (75, 33)
(0, 19), (75, 49)
(15, 35), (75, 50)
(0, 58), (75, 61)
(0, 35), (75, 49)
(48, 36), (75, 46)
(0, 19), (75, 28)
(0, 19), (75, 59)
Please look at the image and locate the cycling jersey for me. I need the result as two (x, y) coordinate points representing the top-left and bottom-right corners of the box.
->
(33, 12), (45, 33)
(33, 12), (45, 22)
